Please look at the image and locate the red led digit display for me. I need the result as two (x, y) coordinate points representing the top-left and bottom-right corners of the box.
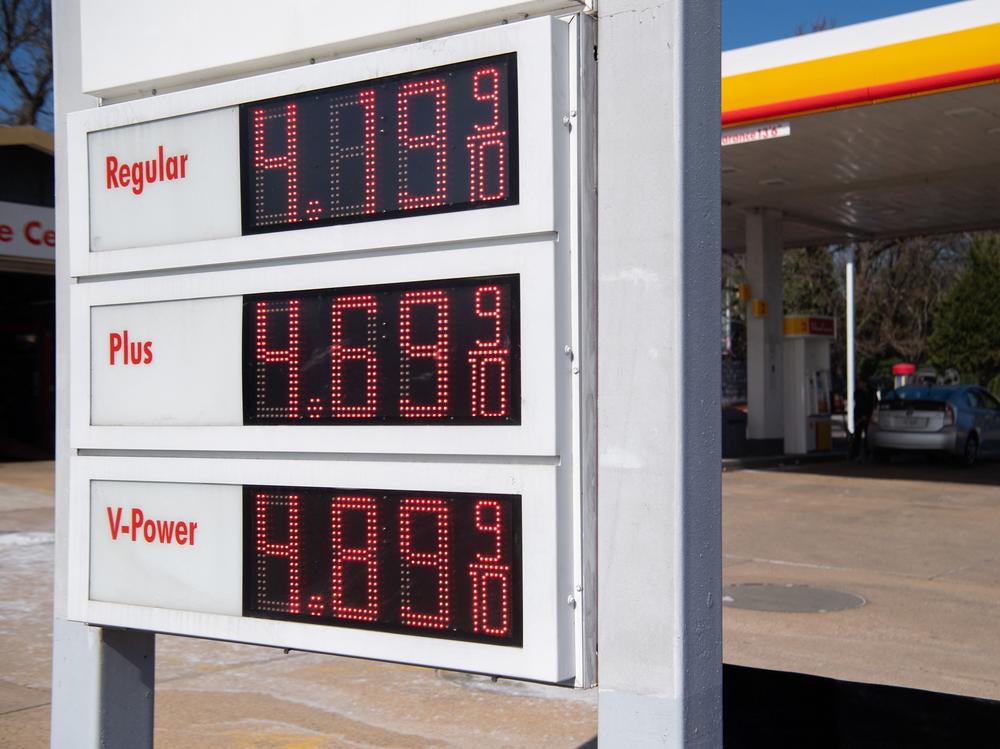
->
(243, 275), (520, 425)
(240, 54), (517, 234)
(244, 485), (522, 645)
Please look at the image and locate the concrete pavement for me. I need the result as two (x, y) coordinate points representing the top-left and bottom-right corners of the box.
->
(4, 457), (1000, 745)
(724, 458), (1000, 701)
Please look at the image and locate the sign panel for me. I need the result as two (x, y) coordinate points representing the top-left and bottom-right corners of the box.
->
(89, 481), (243, 613)
(88, 107), (241, 251)
(70, 18), (561, 278)
(721, 120), (791, 147)
(783, 314), (836, 338)
(246, 274), (520, 425)
(90, 297), (243, 426)
(80, 243), (567, 456)
(84, 252), (549, 442)
(0, 200), (55, 262)
(87, 54), (518, 253)
(242, 54), (518, 234)
(89, 478), (521, 644)
(70, 458), (568, 682)
(246, 484), (522, 644)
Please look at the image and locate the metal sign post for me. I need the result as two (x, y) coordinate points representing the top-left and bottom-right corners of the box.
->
(597, 0), (722, 746)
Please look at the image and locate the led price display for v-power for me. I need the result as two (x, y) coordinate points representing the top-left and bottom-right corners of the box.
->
(240, 54), (518, 234)
(245, 486), (522, 645)
(244, 274), (521, 425)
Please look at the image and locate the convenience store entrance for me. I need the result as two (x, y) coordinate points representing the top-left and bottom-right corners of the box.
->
(0, 269), (54, 459)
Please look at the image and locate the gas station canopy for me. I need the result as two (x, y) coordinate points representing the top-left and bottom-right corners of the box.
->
(721, 0), (1000, 252)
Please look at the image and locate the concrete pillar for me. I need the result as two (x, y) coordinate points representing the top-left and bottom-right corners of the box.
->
(845, 244), (857, 435)
(597, 0), (722, 745)
(745, 208), (784, 452)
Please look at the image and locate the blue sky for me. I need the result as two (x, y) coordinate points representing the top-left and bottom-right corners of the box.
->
(724, 0), (968, 49)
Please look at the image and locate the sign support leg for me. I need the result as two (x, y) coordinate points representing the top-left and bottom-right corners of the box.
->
(596, 1), (722, 746)
(99, 628), (156, 745)
(51, 620), (156, 747)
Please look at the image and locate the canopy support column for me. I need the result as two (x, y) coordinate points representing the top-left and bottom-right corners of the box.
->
(745, 207), (784, 454)
(846, 244), (857, 435)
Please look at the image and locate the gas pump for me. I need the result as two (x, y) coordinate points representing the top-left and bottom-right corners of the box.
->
(783, 315), (835, 453)
(892, 362), (916, 389)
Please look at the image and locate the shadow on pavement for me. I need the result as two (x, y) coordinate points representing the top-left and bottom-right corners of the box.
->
(757, 454), (1000, 488)
(724, 664), (1000, 748)
(577, 665), (1000, 747)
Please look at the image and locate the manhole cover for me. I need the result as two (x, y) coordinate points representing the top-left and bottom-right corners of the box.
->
(722, 583), (865, 613)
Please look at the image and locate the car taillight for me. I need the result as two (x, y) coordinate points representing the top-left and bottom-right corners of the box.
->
(945, 404), (955, 426)
(871, 408), (879, 425)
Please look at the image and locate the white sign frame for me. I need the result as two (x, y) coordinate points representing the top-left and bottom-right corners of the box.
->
(71, 239), (561, 456)
(67, 18), (565, 278)
(64, 15), (592, 688)
(68, 454), (576, 684)
(79, 0), (591, 99)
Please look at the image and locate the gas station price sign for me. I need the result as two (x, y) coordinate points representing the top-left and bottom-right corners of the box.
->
(246, 485), (522, 644)
(241, 54), (518, 234)
(69, 17), (585, 685)
(244, 274), (521, 425)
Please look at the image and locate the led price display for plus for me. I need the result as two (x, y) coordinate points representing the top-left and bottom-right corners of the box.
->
(240, 54), (518, 234)
(243, 274), (521, 425)
(244, 485), (523, 645)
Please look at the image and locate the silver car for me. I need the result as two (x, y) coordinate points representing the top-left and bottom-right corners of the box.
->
(868, 385), (1000, 465)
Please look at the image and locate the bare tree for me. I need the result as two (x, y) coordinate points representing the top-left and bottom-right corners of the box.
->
(0, 0), (52, 128)
(722, 234), (969, 393)
(850, 236), (965, 375)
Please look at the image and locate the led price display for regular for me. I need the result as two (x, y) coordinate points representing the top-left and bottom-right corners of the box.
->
(240, 54), (518, 234)
(243, 274), (521, 425)
(244, 485), (523, 645)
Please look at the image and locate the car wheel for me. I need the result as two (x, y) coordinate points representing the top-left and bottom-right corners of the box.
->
(960, 434), (979, 467)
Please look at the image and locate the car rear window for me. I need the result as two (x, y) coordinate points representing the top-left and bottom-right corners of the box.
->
(881, 399), (948, 411)
(981, 391), (1000, 410)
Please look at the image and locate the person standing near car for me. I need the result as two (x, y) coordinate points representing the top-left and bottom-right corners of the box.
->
(851, 379), (874, 460)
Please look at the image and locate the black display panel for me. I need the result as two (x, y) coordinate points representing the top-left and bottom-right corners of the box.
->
(240, 53), (518, 234)
(243, 485), (523, 645)
(243, 274), (521, 425)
